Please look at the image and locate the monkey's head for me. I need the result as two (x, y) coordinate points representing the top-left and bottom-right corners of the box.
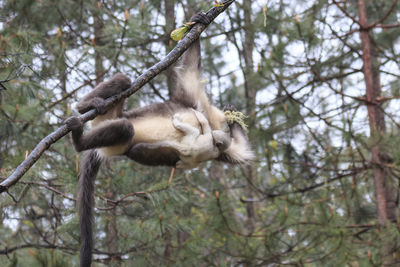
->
(212, 130), (231, 152)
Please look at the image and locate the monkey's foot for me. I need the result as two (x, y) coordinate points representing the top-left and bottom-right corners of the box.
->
(77, 97), (106, 114)
(190, 12), (210, 25)
(89, 97), (107, 114)
(65, 116), (83, 131)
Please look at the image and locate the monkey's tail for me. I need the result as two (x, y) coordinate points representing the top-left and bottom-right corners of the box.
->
(78, 149), (101, 267)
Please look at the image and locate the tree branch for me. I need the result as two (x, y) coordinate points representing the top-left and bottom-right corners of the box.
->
(0, 0), (235, 193)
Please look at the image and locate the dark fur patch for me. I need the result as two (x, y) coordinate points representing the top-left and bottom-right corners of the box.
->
(78, 150), (101, 267)
(68, 118), (134, 152)
(77, 73), (131, 114)
(228, 122), (247, 139)
(85, 119), (133, 148)
(125, 143), (179, 166)
(190, 12), (210, 25)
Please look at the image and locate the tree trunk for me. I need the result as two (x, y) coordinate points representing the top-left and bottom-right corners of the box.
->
(357, 0), (397, 264)
(242, 0), (257, 234)
(357, 0), (393, 225)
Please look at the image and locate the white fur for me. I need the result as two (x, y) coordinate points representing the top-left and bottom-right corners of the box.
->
(224, 134), (255, 165)
(97, 144), (127, 158)
(161, 111), (221, 169)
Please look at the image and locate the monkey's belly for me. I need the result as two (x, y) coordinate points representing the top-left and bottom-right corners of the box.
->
(130, 113), (199, 144)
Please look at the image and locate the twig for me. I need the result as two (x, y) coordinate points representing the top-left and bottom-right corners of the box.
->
(366, 0), (397, 29)
(0, 0), (236, 193)
(332, 0), (360, 26)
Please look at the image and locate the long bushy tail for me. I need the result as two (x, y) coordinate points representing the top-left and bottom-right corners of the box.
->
(78, 150), (101, 267)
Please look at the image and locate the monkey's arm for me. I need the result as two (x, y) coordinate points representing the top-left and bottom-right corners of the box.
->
(76, 73), (131, 114)
(133, 141), (203, 169)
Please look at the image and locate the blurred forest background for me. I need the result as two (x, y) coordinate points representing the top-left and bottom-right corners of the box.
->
(1, 0), (400, 266)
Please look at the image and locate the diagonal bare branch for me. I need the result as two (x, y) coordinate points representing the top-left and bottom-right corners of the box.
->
(0, 0), (236, 193)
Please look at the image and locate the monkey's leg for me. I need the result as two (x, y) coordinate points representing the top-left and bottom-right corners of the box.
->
(76, 73), (131, 114)
(169, 13), (210, 109)
(66, 117), (133, 152)
(125, 142), (180, 166)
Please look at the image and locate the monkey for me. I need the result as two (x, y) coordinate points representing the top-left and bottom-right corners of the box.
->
(65, 12), (254, 266)
(145, 109), (232, 169)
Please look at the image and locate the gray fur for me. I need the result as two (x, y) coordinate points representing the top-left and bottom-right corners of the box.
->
(125, 143), (180, 166)
(76, 73), (131, 114)
(66, 117), (134, 152)
(78, 150), (101, 267)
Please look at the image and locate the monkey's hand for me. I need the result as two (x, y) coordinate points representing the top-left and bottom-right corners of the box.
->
(65, 116), (85, 151)
(65, 116), (83, 132)
(190, 12), (210, 25)
(76, 97), (106, 115)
